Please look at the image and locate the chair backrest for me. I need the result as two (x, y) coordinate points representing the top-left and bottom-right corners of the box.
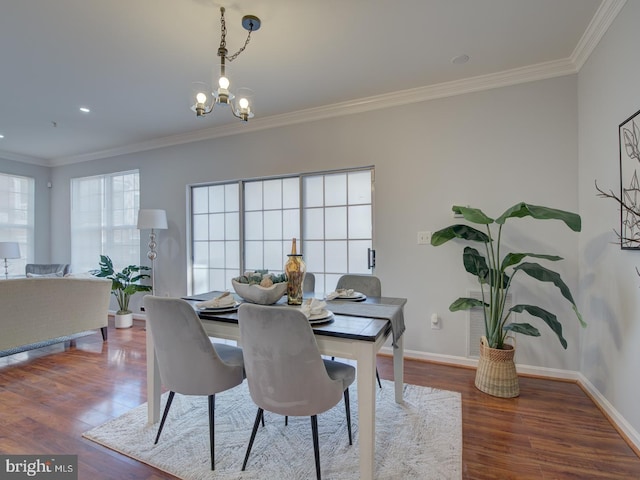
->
(25, 263), (70, 276)
(303, 272), (315, 293)
(143, 296), (244, 395)
(238, 303), (344, 417)
(336, 274), (381, 297)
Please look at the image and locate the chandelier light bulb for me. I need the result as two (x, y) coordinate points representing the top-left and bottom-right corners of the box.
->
(218, 76), (230, 89)
(196, 92), (208, 104)
(238, 97), (249, 109)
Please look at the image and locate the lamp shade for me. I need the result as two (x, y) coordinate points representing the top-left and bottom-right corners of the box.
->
(137, 209), (168, 230)
(0, 242), (20, 259)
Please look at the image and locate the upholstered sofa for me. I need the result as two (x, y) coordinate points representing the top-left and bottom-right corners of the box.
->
(0, 276), (111, 351)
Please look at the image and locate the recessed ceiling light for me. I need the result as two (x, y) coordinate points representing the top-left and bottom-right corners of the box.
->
(79, 107), (91, 113)
(451, 54), (470, 65)
(0, 134), (4, 139)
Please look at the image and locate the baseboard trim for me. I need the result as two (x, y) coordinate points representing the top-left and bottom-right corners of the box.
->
(379, 346), (640, 455)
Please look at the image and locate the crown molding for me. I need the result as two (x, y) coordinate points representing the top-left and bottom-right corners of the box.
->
(51, 58), (579, 166)
(571, 0), (627, 70)
(0, 149), (49, 167)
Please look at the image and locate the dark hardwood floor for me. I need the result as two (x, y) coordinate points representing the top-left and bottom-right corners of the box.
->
(0, 319), (639, 479)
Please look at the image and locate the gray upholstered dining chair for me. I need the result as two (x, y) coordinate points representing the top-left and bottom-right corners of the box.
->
(25, 263), (70, 276)
(303, 272), (315, 293)
(238, 303), (354, 480)
(143, 296), (245, 471)
(335, 274), (383, 388)
(335, 274), (381, 297)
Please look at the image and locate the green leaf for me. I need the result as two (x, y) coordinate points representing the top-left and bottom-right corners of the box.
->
(514, 262), (585, 327)
(452, 206), (494, 224)
(509, 304), (568, 349)
(462, 247), (489, 280)
(495, 202), (581, 232)
(449, 297), (485, 311)
(503, 322), (541, 337)
(500, 252), (563, 270)
(431, 224), (490, 246)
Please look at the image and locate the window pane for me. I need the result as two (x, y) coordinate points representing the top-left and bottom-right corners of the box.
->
(263, 211), (282, 240)
(304, 208), (324, 240)
(325, 241), (347, 273)
(264, 241), (283, 271)
(209, 213), (225, 241)
(348, 240), (372, 273)
(244, 182), (262, 211)
(245, 240), (263, 270)
(263, 179), (282, 210)
(282, 209), (300, 241)
(282, 177), (299, 208)
(193, 214), (209, 241)
(225, 184), (239, 211)
(209, 241), (225, 268)
(325, 206), (347, 239)
(193, 241), (208, 268)
(348, 170), (372, 204)
(348, 205), (372, 239)
(226, 212), (239, 240)
(209, 185), (225, 213)
(325, 173), (347, 206)
(245, 211), (263, 240)
(303, 240), (324, 273)
(303, 176), (323, 208)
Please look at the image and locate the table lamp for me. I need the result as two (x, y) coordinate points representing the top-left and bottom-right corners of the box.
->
(137, 209), (168, 295)
(0, 242), (21, 279)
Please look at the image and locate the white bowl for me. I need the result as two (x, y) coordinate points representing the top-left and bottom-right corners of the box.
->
(232, 279), (287, 305)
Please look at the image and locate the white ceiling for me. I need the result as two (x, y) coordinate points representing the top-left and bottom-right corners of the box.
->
(0, 0), (617, 166)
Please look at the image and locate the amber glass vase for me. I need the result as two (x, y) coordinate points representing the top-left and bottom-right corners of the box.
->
(285, 238), (306, 305)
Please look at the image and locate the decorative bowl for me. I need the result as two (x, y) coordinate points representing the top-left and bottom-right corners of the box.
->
(231, 279), (287, 305)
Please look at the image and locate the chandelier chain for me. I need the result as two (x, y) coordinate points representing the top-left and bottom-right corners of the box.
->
(219, 8), (254, 62)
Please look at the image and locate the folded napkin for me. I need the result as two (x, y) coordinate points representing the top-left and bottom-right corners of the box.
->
(196, 291), (236, 309)
(300, 298), (327, 319)
(325, 288), (355, 300)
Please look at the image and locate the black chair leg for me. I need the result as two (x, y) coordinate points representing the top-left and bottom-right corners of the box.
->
(154, 391), (175, 444)
(310, 415), (321, 480)
(285, 416), (288, 426)
(242, 408), (264, 471)
(208, 394), (215, 470)
(344, 389), (352, 445)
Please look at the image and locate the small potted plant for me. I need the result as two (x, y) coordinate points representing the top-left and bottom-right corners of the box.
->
(92, 255), (152, 328)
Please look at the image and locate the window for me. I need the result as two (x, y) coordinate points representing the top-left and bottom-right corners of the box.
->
(0, 172), (34, 274)
(71, 170), (140, 272)
(189, 168), (373, 295)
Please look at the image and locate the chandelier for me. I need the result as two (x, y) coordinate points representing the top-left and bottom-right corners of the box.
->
(191, 7), (261, 122)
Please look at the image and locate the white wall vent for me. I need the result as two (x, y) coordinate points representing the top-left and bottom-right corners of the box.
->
(467, 289), (514, 358)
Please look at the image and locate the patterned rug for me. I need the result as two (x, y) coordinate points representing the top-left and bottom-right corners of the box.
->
(83, 379), (462, 479)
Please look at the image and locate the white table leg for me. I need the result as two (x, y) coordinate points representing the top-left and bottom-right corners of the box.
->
(146, 326), (161, 424)
(393, 334), (404, 403)
(355, 341), (376, 480)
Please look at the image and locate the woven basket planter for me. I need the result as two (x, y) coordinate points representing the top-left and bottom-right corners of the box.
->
(475, 336), (519, 398)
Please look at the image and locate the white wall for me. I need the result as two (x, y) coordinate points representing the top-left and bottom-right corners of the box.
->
(578, 0), (640, 438)
(51, 74), (582, 369)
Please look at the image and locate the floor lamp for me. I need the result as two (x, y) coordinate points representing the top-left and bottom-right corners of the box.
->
(0, 242), (21, 279)
(137, 209), (168, 295)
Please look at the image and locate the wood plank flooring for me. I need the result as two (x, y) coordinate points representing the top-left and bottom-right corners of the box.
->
(0, 320), (638, 479)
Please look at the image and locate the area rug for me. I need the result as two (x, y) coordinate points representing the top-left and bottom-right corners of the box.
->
(83, 379), (461, 479)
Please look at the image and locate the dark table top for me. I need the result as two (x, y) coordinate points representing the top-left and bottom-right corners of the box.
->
(182, 291), (404, 343)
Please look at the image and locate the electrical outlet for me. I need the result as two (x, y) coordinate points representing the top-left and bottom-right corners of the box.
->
(417, 231), (431, 245)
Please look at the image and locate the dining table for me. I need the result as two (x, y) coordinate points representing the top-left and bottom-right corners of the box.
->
(145, 290), (406, 480)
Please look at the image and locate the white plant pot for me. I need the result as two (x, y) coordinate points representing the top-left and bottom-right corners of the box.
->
(115, 312), (133, 329)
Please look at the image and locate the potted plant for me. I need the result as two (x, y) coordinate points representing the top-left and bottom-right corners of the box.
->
(431, 202), (586, 397)
(92, 255), (152, 328)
